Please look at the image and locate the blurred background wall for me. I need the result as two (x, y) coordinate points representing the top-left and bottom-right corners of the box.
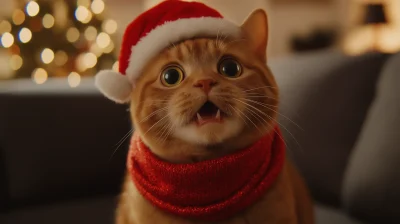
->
(1, 0), (400, 85)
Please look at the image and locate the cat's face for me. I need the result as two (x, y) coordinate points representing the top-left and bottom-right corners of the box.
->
(130, 10), (278, 162)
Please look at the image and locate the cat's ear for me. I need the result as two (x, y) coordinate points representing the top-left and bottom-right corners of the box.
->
(240, 9), (269, 61)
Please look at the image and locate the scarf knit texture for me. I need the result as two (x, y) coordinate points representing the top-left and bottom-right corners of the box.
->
(127, 126), (285, 221)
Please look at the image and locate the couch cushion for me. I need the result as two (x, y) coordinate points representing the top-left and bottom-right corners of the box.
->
(0, 78), (131, 209)
(343, 53), (400, 223)
(315, 204), (364, 224)
(4, 196), (117, 224)
(270, 50), (389, 206)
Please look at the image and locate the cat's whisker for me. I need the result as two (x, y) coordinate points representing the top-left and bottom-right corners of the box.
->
(144, 113), (171, 136)
(243, 86), (278, 92)
(234, 98), (294, 149)
(241, 98), (303, 131)
(228, 104), (249, 128)
(140, 106), (169, 123)
(109, 128), (134, 161)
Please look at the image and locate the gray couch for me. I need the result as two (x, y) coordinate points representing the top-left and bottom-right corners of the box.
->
(0, 50), (398, 223)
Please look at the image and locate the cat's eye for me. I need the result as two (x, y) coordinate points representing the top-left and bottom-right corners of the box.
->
(161, 66), (184, 87)
(218, 58), (242, 78)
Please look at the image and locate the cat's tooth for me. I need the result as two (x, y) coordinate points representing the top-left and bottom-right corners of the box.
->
(215, 109), (221, 120)
(197, 113), (203, 122)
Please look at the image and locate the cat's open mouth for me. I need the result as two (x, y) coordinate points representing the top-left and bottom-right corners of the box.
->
(195, 101), (223, 126)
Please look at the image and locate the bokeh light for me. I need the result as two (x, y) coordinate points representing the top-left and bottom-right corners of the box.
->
(26, 1), (40, 17)
(0, 20), (12, 34)
(68, 72), (81, 88)
(91, 0), (105, 14)
(12, 9), (26, 25)
(66, 27), (80, 42)
(102, 19), (118, 34)
(75, 6), (92, 24)
(1, 32), (14, 48)
(42, 14), (55, 28)
(41, 48), (55, 64)
(96, 32), (110, 48)
(54, 50), (68, 66)
(9, 55), (23, 71)
(32, 68), (48, 84)
(19, 27), (32, 43)
(83, 52), (97, 68)
(84, 26), (97, 41)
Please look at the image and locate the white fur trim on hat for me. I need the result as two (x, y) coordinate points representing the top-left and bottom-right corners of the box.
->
(126, 17), (242, 80)
(95, 70), (132, 104)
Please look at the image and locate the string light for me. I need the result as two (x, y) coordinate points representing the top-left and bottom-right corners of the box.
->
(1, 32), (14, 48)
(112, 61), (119, 72)
(41, 48), (55, 64)
(18, 28), (32, 43)
(91, 0), (105, 14)
(68, 72), (81, 88)
(75, 6), (92, 24)
(54, 50), (68, 66)
(0, 20), (12, 34)
(66, 27), (80, 42)
(9, 55), (23, 70)
(12, 9), (26, 25)
(84, 26), (97, 41)
(102, 20), (118, 34)
(42, 14), (55, 29)
(32, 68), (48, 84)
(96, 32), (110, 48)
(26, 1), (40, 17)
(83, 52), (97, 68)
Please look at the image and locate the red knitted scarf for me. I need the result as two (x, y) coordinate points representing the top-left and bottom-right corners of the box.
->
(127, 126), (285, 221)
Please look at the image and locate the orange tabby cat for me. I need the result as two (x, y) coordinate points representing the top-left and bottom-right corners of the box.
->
(113, 8), (314, 224)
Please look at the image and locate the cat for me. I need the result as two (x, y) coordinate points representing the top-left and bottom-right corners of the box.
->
(115, 9), (314, 224)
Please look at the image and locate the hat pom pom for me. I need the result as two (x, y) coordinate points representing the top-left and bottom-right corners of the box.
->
(95, 70), (132, 104)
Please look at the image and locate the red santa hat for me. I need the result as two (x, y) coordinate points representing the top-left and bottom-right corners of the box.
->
(95, 0), (241, 103)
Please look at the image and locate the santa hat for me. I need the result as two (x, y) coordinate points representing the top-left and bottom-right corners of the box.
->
(95, 0), (241, 103)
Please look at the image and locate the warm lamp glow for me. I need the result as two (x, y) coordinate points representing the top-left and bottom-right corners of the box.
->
(1, 32), (14, 48)
(103, 41), (114, 53)
(26, 1), (40, 17)
(41, 48), (55, 64)
(19, 28), (32, 43)
(32, 68), (48, 84)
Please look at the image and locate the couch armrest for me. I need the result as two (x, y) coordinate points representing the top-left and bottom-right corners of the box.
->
(269, 50), (389, 206)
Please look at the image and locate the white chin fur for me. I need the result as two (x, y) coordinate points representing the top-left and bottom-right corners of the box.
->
(95, 70), (132, 104)
(174, 119), (243, 145)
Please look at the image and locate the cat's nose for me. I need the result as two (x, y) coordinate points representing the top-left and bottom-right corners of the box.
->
(193, 79), (217, 94)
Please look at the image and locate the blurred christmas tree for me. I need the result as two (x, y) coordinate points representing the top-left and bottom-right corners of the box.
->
(0, 0), (118, 87)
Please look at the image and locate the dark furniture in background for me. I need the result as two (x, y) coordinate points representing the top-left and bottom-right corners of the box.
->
(1, 50), (399, 224)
